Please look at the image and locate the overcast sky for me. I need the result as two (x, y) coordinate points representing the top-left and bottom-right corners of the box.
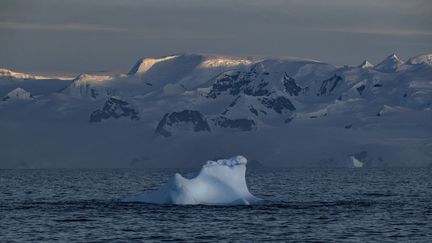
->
(1, 0), (431, 74)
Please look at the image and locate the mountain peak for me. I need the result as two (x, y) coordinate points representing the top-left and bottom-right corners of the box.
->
(359, 60), (374, 69)
(128, 55), (178, 75)
(385, 53), (403, 62)
(375, 53), (404, 72)
(60, 73), (113, 99)
(389, 53), (399, 59)
(2, 87), (34, 101)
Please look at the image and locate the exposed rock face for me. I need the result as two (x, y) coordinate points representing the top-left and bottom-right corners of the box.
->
(212, 116), (257, 131)
(205, 65), (299, 119)
(90, 96), (139, 122)
(259, 96), (296, 114)
(317, 74), (343, 96)
(249, 105), (259, 116)
(155, 110), (211, 137)
(282, 73), (302, 96)
(207, 65), (272, 98)
(356, 85), (366, 95)
(207, 71), (241, 98)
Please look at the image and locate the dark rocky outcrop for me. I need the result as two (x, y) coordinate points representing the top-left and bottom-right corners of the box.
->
(317, 74), (343, 96)
(284, 115), (295, 124)
(356, 85), (366, 95)
(90, 97), (139, 122)
(155, 110), (211, 137)
(90, 88), (98, 99)
(212, 116), (257, 131)
(282, 73), (302, 96)
(259, 96), (296, 114)
(249, 105), (258, 116)
(207, 65), (272, 98)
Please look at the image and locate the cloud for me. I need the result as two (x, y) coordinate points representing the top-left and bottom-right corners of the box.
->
(0, 21), (128, 33)
(318, 27), (432, 37)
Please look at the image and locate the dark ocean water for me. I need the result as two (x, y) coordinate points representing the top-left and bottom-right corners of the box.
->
(1, 168), (431, 242)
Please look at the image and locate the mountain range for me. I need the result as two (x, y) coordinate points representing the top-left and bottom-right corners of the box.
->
(1, 53), (431, 168)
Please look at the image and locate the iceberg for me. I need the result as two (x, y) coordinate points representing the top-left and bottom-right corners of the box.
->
(350, 156), (364, 168)
(124, 155), (261, 205)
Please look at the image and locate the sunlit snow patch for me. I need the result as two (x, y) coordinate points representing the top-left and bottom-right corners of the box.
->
(124, 156), (261, 205)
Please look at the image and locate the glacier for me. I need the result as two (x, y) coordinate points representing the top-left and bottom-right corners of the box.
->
(124, 156), (261, 205)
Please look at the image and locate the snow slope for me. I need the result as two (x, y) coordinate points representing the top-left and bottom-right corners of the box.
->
(61, 73), (113, 99)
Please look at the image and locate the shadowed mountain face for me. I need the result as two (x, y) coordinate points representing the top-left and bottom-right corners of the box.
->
(212, 116), (257, 131)
(207, 65), (273, 98)
(90, 97), (139, 123)
(317, 74), (343, 96)
(282, 73), (302, 96)
(0, 53), (431, 168)
(156, 110), (210, 137)
(259, 96), (296, 114)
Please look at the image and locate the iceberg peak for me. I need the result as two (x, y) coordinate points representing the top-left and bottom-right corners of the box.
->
(204, 155), (247, 167)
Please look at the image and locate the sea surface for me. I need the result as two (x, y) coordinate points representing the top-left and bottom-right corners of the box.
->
(1, 168), (431, 242)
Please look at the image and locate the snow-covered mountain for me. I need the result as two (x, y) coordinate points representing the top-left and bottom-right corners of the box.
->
(60, 73), (113, 99)
(89, 96), (140, 122)
(0, 68), (45, 80)
(359, 60), (374, 69)
(1, 53), (431, 168)
(2, 87), (34, 101)
(407, 54), (432, 66)
(0, 68), (71, 80)
(374, 54), (405, 72)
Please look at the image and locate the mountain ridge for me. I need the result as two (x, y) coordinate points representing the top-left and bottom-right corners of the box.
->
(0, 52), (431, 168)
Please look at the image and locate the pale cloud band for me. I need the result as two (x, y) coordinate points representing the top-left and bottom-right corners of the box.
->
(0, 0), (430, 73)
(2, 21), (431, 39)
(317, 27), (432, 37)
(0, 21), (128, 33)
